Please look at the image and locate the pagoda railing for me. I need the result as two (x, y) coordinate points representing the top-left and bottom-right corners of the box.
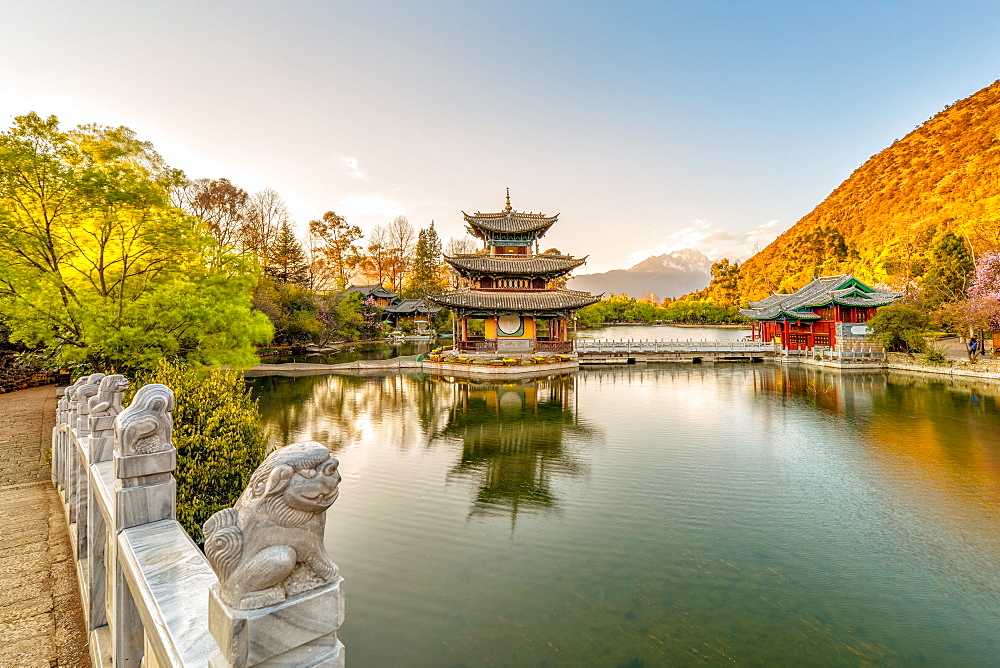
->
(534, 340), (574, 353)
(456, 340), (498, 352)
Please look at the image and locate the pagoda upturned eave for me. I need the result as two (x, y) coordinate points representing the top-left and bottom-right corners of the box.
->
(444, 254), (587, 278)
(462, 210), (559, 237)
(429, 288), (601, 312)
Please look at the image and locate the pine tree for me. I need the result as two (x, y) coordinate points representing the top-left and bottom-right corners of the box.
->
(267, 221), (310, 284)
(921, 232), (974, 309)
(407, 221), (444, 297)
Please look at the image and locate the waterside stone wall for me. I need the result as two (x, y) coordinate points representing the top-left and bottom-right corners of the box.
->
(0, 350), (56, 394)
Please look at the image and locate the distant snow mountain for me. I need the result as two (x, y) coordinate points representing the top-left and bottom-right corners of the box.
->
(568, 249), (713, 300)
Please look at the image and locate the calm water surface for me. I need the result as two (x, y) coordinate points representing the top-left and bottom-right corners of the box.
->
(248, 366), (999, 667)
(261, 325), (749, 365)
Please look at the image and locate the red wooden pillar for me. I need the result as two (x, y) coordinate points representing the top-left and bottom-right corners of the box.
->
(784, 319), (790, 351)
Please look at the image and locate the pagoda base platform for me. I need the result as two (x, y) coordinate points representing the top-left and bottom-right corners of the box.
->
(421, 348), (579, 377)
(421, 359), (579, 377)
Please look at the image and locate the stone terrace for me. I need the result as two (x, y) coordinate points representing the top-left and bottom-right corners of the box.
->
(0, 385), (90, 667)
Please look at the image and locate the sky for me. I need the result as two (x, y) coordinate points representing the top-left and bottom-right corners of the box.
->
(4, 1), (1000, 272)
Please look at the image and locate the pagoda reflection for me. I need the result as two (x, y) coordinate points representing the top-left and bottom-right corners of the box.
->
(434, 374), (596, 523)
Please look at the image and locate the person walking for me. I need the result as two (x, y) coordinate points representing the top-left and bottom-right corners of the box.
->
(968, 335), (980, 361)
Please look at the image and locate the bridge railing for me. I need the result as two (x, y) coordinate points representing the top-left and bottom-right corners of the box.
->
(574, 339), (774, 354)
(52, 375), (345, 667)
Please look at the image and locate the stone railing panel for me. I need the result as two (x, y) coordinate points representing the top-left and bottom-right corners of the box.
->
(50, 376), (347, 667)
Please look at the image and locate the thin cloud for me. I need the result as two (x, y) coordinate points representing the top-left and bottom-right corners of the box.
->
(341, 156), (367, 181)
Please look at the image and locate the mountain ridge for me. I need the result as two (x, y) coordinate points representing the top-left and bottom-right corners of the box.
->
(569, 249), (712, 299)
(737, 79), (1000, 301)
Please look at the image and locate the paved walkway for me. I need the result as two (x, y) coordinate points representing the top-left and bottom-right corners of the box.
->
(0, 385), (90, 667)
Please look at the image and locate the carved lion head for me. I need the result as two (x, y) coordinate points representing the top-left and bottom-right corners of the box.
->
(244, 441), (341, 515)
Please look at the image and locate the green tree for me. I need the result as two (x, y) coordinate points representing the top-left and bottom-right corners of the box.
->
(921, 232), (975, 309)
(867, 304), (930, 353)
(406, 221), (444, 297)
(253, 278), (322, 345)
(707, 258), (741, 306)
(266, 221), (309, 285)
(0, 113), (272, 373)
(129, 361), (269, 543)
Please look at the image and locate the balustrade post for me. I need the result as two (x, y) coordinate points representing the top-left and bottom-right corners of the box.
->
(53, 389), (69, 486)
(111, 382), (177, 666)
(73, 374), (104, 555)
(204, 441), (345, 668)
(86, 375), (129, 633)
(60, 378), (86, 499)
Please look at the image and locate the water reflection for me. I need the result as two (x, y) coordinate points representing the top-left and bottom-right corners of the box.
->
(250, 373), (599, 520)
(247, 365), (1000, 666)
(434, 376), (597, 522)
(749, 365), (1000, 511)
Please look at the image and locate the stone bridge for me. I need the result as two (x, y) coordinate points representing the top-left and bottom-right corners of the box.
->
(574, 339), (776, 364)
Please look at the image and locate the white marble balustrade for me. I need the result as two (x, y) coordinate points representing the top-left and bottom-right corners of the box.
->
(51, 376), (345, 667)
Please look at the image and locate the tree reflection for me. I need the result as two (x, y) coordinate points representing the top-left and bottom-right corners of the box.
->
(749, 365), (1000, 507)
(249, 371), (599, 525)
(434, 375), (597, 523)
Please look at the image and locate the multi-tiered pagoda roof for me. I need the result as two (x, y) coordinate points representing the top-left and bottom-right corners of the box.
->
(462, 210), (560, 239)
(432, 191), (599, 317)
(445, 254), (587, 279)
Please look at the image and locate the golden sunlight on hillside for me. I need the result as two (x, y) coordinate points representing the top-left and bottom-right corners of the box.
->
(740, 80), (1000, 300)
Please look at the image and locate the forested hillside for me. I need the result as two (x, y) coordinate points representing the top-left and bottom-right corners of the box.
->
(738, 80), (1000, 301)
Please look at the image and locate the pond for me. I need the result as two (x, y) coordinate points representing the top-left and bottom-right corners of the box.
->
(247, 366), (1000, 666)
(259, 325), (750, 365)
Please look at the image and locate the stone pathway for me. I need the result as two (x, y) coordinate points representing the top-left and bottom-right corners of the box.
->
(0, 385), (90, 667)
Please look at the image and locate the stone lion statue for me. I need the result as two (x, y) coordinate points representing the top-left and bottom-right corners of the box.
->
(203, 441), (341, 610)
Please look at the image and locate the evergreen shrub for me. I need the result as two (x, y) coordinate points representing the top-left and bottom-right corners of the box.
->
(128, 361), (269, 543)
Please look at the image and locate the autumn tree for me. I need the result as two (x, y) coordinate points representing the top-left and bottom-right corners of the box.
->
(384, 215), (416, 291)
(444, 236), (479, 288)
(243, 188), (288, 268)
(359, 225), (392, 287)
(0, 113), (271, 372)
(309, 210), (363, 290)
(175, 178), (250, 250)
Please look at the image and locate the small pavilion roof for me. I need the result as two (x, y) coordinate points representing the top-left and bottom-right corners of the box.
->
(429, 288), (600, 312)
(445, 254), (586, 278)
(344, 284), (399, 301)
(382, 298), (442, 315)
(741, 274), (901, 321)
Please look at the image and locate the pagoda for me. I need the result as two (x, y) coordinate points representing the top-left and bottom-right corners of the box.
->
(430, 191), (600, 355)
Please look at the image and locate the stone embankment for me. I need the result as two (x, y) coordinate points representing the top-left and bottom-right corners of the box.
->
(0, 385), (90, 667)
(0, 350), (57, 394)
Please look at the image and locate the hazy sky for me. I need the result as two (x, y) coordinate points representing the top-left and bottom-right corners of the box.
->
(4, 1), (1000, 272)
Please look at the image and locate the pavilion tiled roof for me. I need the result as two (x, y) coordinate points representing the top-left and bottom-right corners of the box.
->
(382, 299), (442, 315)
(741, 274), (901, 320)
(429, 288), (601, 312)
(462, 210), (559, 236)
(344, 284), (399, 301)
(445, 254), (586, 277)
